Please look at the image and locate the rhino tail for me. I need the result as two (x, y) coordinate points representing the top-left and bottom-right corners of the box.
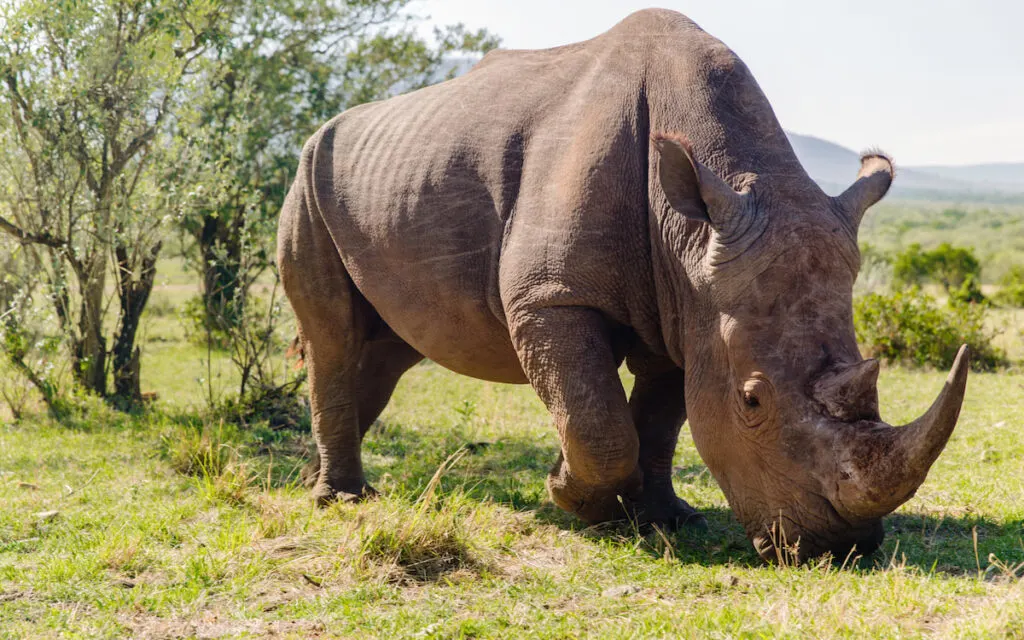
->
(286, 335), (305, 370)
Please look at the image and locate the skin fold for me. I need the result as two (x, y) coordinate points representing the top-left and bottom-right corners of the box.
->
(277, 9), (969, 561)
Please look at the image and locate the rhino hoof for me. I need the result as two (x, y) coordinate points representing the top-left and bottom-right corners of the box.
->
(639, 497), (707, 532)
(313, 481), (378, 508)
(669, 509), (708, 531)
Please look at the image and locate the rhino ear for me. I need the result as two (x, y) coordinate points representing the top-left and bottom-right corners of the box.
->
(653, 134), (746, 229)
(835, 153), (894, 230)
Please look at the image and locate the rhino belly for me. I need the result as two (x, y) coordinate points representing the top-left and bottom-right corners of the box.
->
(333, 202), (527, 385)
(350, 260), (525, 384)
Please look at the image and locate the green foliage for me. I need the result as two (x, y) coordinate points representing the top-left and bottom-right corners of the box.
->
(928, 243), (983, 292)
(213, 376), (310, 432)
(892, 243), (983, 296)
(0, 0), (224, 402)
(854, 288), (1006, 371)
(858, 201), (1024, 283)
(891, 244), (931, 288)
(950, 273), (986, 305)
(993, 266), (1024, 308)
(0, 242), (68, 418)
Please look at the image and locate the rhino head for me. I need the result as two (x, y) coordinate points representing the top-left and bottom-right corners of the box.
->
(653, 134), (970, 562)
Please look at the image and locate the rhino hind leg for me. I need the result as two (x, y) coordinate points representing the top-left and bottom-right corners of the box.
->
(510, 307), (644, 524)
(627, 360), (705, 530)
(300, 332), (423, 491)
(285, 265), (370, 505)
(288, 270), (425, 506)
(279, 169), (403, 506)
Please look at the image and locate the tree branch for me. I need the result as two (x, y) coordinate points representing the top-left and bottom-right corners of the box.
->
(0, 213), (66, 249)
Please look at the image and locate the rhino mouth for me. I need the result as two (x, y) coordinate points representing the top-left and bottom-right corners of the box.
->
(743, 489), (886, 564)
(751, 519), (885, 564)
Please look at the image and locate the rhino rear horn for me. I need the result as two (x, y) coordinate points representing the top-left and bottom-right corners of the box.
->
(812, 358), (881, 422)
(653, 134), (750, 235)
(835, 153), (894, 230)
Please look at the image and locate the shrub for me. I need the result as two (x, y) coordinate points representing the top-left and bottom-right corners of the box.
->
(949, 273), (986, 305)
(993, 266), (1024, 308)
(892, 243), (932, 288)
(854, 288), (1007, 371)
(892, 243), (983, 297)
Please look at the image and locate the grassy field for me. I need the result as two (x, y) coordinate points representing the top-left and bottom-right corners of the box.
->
(1, 257), (1024, 638)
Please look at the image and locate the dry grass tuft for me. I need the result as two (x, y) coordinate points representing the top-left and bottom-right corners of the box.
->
(161, 425), (235, 477)
(357, 448), (484, 582)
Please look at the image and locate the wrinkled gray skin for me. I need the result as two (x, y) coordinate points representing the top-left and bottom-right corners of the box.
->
(278, 9), (970, 562)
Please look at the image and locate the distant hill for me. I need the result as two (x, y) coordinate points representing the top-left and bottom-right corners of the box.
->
(906, 163), (1024, 192)
(786, 132), (1024, 201)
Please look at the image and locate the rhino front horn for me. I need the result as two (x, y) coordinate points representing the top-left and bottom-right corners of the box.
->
(836, 345), (970, 520)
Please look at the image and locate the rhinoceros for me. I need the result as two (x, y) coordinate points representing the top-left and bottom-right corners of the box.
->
(277, 8), (970, 561)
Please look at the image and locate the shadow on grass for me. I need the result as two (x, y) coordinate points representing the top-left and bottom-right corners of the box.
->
(243, 419), (1020, 576)
(880, 513), (1024, 576)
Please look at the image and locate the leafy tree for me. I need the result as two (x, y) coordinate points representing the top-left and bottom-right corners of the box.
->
(0, 236), (66, 418)
(0, 0), (222, 404)
(892, 243), (932, 288)
(892, 242), (983, 298)
(177, 0), (499, 337)
(928, 243), (982, 292)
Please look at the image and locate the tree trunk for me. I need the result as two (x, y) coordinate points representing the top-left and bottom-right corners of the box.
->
(71, 251), (108, 395)
(111, 241), (162, 404)
(198, 209), (245, 332)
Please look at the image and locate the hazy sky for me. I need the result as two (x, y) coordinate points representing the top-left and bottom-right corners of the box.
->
(412, 1), (1024, 166)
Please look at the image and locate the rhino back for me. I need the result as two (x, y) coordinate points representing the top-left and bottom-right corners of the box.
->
(302, 9), (792, 378)
(305, 21), (665, 379)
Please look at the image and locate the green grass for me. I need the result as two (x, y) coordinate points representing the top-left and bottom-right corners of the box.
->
(2, 254), (1024, 637)
(2, 356), (1024, 637)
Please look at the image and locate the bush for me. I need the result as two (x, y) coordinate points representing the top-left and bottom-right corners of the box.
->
(214, 377), (309, 432)
(949, 273), (986, 305)
(993, 266), (1024, 308)
(854, 288), (1007, 371)
(892, 243), (983, 297)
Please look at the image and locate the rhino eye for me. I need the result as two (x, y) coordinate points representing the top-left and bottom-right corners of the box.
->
(738, 376), (775, 427)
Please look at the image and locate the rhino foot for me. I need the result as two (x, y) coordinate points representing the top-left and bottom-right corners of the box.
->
(547, 459), (706, 530)
(547, 459), (645, 525)
(311, 478), (378, 508)
(634, 494), (707, 532)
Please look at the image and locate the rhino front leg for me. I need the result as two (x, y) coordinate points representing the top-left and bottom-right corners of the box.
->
(511, 307), (643, 524)
(627, 356), (705, 530)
